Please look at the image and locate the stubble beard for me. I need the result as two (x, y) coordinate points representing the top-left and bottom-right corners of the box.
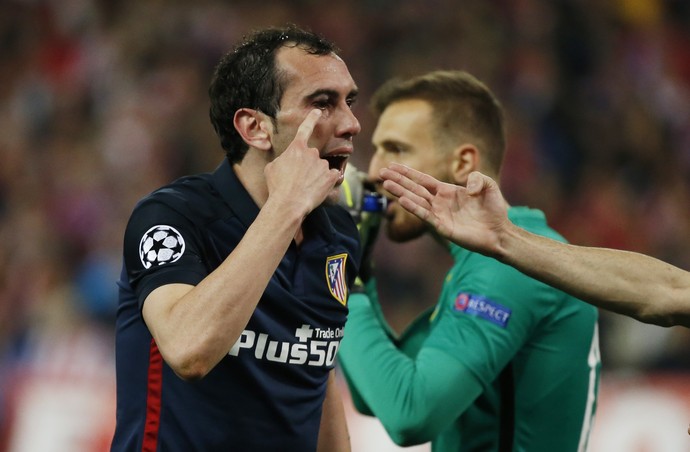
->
(384, 207), (426, 243)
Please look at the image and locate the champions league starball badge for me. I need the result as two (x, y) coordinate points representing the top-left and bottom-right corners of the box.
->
(139, 225), (186, 269)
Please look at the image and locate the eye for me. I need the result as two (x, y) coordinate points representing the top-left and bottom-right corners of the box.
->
(383, 142), (406, 155)
(312, 95), (335, 111)
(313, 100), (330, 110)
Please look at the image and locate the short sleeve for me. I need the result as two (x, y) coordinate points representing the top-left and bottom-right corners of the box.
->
(123, 199), (208, 309)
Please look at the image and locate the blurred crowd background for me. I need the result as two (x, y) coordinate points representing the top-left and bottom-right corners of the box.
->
(1, 0), (689, 450)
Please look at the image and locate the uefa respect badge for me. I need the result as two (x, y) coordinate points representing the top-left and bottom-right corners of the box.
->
(453, 292), (511, 328)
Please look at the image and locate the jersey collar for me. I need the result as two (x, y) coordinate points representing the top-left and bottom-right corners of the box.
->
(212, 158), (259, 229)
(211, 158), (338, 243)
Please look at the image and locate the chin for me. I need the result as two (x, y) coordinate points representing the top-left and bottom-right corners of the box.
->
(324, 189), (340, 205)
(385, 216), (426, 243)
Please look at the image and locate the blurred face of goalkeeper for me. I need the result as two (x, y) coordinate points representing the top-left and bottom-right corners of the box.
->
(367, 71), (506, 243)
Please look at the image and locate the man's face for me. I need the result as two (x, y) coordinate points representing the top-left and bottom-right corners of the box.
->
(269, 46), (361, 203)
(369, 99), (450, 242)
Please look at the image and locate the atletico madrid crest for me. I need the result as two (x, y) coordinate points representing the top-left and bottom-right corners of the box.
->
(326, 254), (348, 306)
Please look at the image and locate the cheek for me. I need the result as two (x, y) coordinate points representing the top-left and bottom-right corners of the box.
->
(399, 151), (446, 175)
(306, 125), (328, 149)
(368, 154), (388, 178)
(385, 204), (426, 242)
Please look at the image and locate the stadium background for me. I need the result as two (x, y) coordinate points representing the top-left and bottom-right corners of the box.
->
(0, 0), (689, 450)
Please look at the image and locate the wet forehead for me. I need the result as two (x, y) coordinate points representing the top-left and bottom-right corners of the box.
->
(276, 46), (357, 98)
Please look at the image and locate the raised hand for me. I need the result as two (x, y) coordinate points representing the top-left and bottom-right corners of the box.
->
(380, 163), (510, 257)
(265, 109), (341, 216)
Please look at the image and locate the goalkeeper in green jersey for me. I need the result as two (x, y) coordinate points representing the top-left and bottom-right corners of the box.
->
(338, 70), (600, 451)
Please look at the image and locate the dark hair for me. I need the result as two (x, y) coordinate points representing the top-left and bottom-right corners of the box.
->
(371, 70), (506, 173)
(209, 24), (339, 163)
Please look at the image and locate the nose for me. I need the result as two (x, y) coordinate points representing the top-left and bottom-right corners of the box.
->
(336, 105), (361, 139)
(367, 149), (386, 185)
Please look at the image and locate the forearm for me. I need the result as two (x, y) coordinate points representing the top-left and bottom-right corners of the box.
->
(498, 223), (690, 327)
(317, 371), (351, 452)
(340, 279), (397, 416)
(144, 200), (303, 379)
(339, 295), (482, 446)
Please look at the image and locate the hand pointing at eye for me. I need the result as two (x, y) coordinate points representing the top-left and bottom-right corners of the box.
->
(265, 109), (341, 218)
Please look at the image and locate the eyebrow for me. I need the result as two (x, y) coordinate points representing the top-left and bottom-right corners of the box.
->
(305, 88), (359, 101)
(373, 138), (407, 150)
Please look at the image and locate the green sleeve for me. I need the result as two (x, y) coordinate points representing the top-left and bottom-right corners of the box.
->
(360, 278), (398, 341)
(339, 253), (553, 447)
(425, 254), (553, 384)
(339, 279), (398, 416)
(338, 293), (484, 447)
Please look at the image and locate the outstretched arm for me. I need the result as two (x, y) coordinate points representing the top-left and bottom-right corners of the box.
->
(381, 163), (690, 328)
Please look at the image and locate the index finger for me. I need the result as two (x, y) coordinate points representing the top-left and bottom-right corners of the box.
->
(381, 166), (433, 203)
(382, 163), (442, 192)
(293, 109), (322, 146)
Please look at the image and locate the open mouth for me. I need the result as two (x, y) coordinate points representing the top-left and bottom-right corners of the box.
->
(323, 154), (349, 175)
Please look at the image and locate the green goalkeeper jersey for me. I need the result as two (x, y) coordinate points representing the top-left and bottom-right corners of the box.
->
(339, 207), (600, 452)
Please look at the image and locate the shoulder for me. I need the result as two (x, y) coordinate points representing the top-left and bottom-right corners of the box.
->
(123, 173), (232, 250)
(322, 204), (358, 235)
(448, 242), (561, 304)
(508, 206), (567, 243)
(321, 204), (361, 266)
(450, 247), (525, 284)
(139, 173), (214, 208)
(132, 173), (226, 223)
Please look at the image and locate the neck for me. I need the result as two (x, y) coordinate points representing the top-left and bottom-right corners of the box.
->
(233, 157), (306, 246)
(233, 154), (269, 208)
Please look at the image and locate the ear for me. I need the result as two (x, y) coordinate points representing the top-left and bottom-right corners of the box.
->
(449, 144), (479, 186)
(233, 108), (272, 151)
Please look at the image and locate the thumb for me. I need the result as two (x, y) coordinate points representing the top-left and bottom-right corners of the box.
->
(466, 171), (491, 195)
